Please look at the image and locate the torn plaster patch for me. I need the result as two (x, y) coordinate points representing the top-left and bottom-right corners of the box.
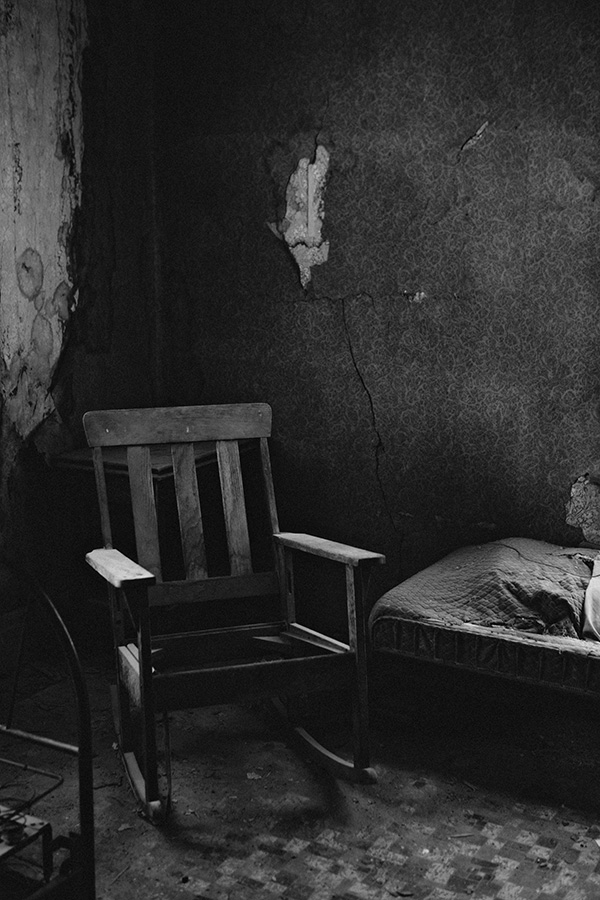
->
(459, 120), (489, 155)
(276, 144), (330, 287)
(51, 281), (71, 321)
(566, 474), (600, 545)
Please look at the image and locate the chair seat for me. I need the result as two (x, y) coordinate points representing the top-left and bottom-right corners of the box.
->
(153, 653), (356, 711)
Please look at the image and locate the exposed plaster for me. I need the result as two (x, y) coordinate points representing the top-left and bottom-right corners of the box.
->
(51, 281), (71, 321)
(272, 144), (330, 287)
(457, 120), (489, 158)
(566, 473), (600, 545)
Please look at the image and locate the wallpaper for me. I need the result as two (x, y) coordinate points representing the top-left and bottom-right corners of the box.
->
(154, 0), (600, 597)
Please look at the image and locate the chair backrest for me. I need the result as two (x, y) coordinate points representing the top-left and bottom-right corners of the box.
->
(83, 404), (280, 609)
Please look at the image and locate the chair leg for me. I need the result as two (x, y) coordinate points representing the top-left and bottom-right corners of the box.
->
(111, 604), (169, 820)
(351, 680), (371, 774)
(346, 561), (376, 779)
(108, 587), (172, 821)
(111, 682), (170, 823)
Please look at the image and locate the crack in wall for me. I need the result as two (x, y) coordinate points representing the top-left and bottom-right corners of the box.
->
(311, 91), (330, 158)
(340, 295), (402, 538)
(455, 119), (490, 162)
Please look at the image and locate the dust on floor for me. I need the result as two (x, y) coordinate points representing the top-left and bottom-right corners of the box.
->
(3, 656), (600, 899)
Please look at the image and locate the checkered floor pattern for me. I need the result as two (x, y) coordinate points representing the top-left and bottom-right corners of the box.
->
(6, 661), (600, 899)
(162, 802), (600, 900)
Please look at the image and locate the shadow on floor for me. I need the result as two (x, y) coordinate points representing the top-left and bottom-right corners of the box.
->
(4, 653), (600, 899)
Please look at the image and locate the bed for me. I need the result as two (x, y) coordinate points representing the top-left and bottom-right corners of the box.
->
(368, 537), (600, 696)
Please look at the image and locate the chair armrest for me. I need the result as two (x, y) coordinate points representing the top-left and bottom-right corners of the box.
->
(273, 533), (385, 567)
(86, 548), (156, 588)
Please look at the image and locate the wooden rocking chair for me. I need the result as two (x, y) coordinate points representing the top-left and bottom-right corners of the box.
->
(83, 403), (385, 821)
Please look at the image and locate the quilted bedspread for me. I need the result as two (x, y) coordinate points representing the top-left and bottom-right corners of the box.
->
(369, 538), (594, 640)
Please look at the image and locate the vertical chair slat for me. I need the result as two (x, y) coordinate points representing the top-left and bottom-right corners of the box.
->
(282, 545), (296, 624)
(259, 437), (280, 534)
(171, 443), (207, 580)
(92, 447), (113, 547)
(216, 440), (252, 575)
(127, 445), (162, 581)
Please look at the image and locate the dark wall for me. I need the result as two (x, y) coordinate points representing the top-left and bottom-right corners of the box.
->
(154, 0), (600, 593)
(60, 0), (160, 438)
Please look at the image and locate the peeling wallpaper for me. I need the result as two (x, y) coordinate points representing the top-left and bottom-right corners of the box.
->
(0, 0), (86, 546)
(155, 0), (600, 593)
(0, 0), (86, 437)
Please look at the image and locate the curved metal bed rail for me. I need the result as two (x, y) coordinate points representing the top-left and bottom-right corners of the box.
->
(0, 563), (95, 900)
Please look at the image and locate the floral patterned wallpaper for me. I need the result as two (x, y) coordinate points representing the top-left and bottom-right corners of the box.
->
(155, 0), (600, 596)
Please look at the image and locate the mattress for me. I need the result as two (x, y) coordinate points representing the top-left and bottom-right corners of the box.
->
(369, 538), (600, 695)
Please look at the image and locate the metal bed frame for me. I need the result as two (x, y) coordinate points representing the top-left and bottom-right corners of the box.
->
(371, 616), (600, 697)
(0, 567), (95, 899)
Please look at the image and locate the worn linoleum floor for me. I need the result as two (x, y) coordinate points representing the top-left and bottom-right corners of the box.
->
(4, 656), (600, 900)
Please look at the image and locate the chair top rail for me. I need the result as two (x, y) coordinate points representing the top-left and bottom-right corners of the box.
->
(83, 403), (272, 446)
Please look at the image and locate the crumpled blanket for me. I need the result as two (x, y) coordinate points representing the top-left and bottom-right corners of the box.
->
(369, 538), (594, 639)
(583, 555), (600, 641)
